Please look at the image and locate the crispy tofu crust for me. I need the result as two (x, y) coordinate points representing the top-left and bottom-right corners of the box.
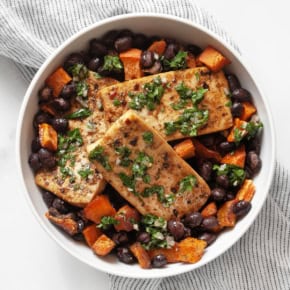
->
(97, 67), (233, 141)
(87, 111), (211, 220)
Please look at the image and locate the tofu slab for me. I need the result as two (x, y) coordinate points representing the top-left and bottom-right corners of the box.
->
(87, 111), (211, 220)
(98, 67), (233, 141)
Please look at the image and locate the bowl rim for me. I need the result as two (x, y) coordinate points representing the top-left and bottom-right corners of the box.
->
(16, 12), (276, 279)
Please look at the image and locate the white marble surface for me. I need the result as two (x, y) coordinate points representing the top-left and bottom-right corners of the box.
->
(1, 0), (290, 289)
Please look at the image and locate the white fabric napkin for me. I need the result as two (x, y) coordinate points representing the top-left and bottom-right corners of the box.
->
(1, 1), (289, 289)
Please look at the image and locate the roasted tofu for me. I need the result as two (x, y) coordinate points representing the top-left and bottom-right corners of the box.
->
(97, 67), (233, 141)
(87, 111), (211, 220)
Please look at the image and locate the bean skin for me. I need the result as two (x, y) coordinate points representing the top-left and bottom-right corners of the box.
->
(137, 232), (151, 244)
(232, 88), (252, 102)
(200, 161), (213, 182)
(184, 212), (203, 229)
(233, 200), (251, 218)
(167, 220), (185, 241)
(231, 102), (244, 118)
(218, 141), (235, 153)
(114, 36), (132, 52)
(226, 74), (241, 92)
(198, 232), (217, 246)
(201, 216), (219, 231)
(39, 87), (53, 103)
(246, 151), (262, 174)
(151, 254), (167, 268)
(141, 51), (154, 68)
(211, 187), (226, 201)
(117, 247), (135, 264)
(28, 153), (42, 171)
(89, 39), (107, 57)
(216, 175), (230, 189)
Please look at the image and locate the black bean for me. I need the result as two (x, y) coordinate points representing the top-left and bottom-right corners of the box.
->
(226, 192), (235, 201)
(117, 247), (135, 264)
(233, 200), (251, 218)
(246, 136), (261, 154)
(198, 232), (217, 246)
(246, 151), (262, 174)
(89, 39), (108, 57)
(102, 30), (119, 48)
(119, 29), (133, 38)
(87, 57), (102, 72)
(114, 36), (132, 53)
(137, 231), (151, 244)
(148, 35), (162, 45)
(186, 44), (202, 56)
(42, 191), (55, 207)
(151, 254), (167, 268)
(232, 88), (252, 102)
(201, 216), (219, 231)
(31, 137), (41, 153)
(143, 60), (162, 75)
(77, 220), (85, 232)
(72, 233), (84, 241)
(133, 33), (148, 49)
(33, 111), (52, 129)
(183, 227), (192, 238)
(226, 74), (241, 92)
(164, 43), (179, 60)
(51, 98), (71, 112)
(211, 187), (226, 201)
(64, 53), (84, 71)
(51, 118), (68, 133)
(28, 153), (42, 171)
(52, 198), (69, 214)
(39, 86), (53, 103)
(231, 102), (244, 118)
(167, 220), (185, 241)
(38, 148), (56, 169)
(218, 141), (235, 153)
(216, 175), (230, 189)
(112, 232), (129, 245)
(61, 82), (77, 99)
(184, 212), (203, 229)
(200, 161), (213, 182)
(199, 135), (215, 148)
(141, 50), (154, 68)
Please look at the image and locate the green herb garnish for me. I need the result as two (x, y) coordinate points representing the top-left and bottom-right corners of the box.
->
(78, 168), (93, 179)
(119, 172), (136, 193)
(68, 64), (88, 81)
(142, 131), (154, 144)
(103, 55), (123, 71)
(141, 185), (175, 206)
(115, 146), (132, 167)
(113, 99), (122, 106)
(66, 108), (92, 119)
(97, 216), (119, 230)
(76, 81), (88, 97)
(179, 175), (197, 193)
(132, 152), (153, 180)
(89, 145), (112, 171)
(245, 121), (263, 139)
(213, 164), (246, 187)
(163, 51), (188, 70)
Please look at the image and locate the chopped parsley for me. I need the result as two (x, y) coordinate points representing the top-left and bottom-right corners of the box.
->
(66, 108), (92, 119)
(76, 81), (88, 98)
(233, 127), (244, 143)
(89, 145), (112, 171)
(163, 51), (188, 70)
(113, 99), (122, 106)
(97, 216), (119, 230)
(115, 146), (131, 167)
(119, 172), (136, 192)
(141, 185), (175, 206)
(195, 72), (200, 81)
(132, 152), (153, 182)
(213, 164), (246, 187)
(78, 168), (93, 179)
(233, 121), (263, 144)
(142, 131), (154, 144)
(179, 175), (197, 193)
(68, 64), (88, 81)
(103, 55), (123, 71)
(128, 76), (165, 111)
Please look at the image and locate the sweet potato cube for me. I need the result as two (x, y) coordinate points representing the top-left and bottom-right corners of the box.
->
(39, 123), (58, 152)
(227, 118), (248, 143)
(197, 46), (230, 72)
(236, 179), (256, 202)
(193, 139), (222, 162)
(82, 224), (102, 247)
(221, 144), (246, 168)
(240, 102), (257, 121)
(114, 205), (140, 232)
(148, 40), (167, 55)
(84, 195), (116, 224)
(217, 200), (237, 227)
(45, 67), (72, 97)
(174, 139), (195, 159)
(130, 242), (151, 269)
(186, 53), (196, 68)
(92, 234), (116, 256)
(148, 244), (180, 263)
(201, 202), (217, 218)
(119, 48), (143, 81)
(176, 238), (207, 263)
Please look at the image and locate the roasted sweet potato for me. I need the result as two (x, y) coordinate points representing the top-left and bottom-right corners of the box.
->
(201, 202), (217, 218)
(40, 104), (57, 116)
(197, 46), (230, 72)
(173, 139), (195, 159)
(119, 48), (143, 81)
(227, 118), (248, 143)
(114, 205), (140, 232)
(84, 195), (116, 224)
(217, 200), (238, 227)
(148, 40), (167, 55)
(83, 224), (102, 247)
(92, 234), (116, 256)
(148, 244), (179, 263)
(221, 144), (246, 168)
(45, 67), (72, 97)
(193, 139), (222, 162)
(240, 102), (257, 121)
(38, 123), (58, 152)
(130, 242), (151, 269)
(186, 53), (196, 68)
(236, 179), (256, 202)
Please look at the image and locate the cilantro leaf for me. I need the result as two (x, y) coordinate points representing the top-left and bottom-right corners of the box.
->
(97, 216), (119, 230)
(179, 175), (197, 192)
(103, 55), (123, 71)
(89, 145), (112, 171)
(163, 51), (188, 70)
(66, 108), (92, 119)
(142, 131), (154, 144)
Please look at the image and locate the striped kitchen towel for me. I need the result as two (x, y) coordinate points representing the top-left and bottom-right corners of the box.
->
(1, 1), (289, 289)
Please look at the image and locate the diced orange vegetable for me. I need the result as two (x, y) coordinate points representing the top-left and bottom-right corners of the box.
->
(130, 242), (151, 269)
(38, 123), (58, 152)
(148, 244), (179, 263)
(221, 144), (246, 168)
(236, 179), (256, 202)
(201, 202), (217, 218)
(40, 104), (57, 116)
(114, 205), (140, 232)
(192, 139), (222, 162)
(84, 195), (116, 224)
(240, 102), (257, 121)
(45, 67), (72, 97)
(92, 234), (116, 256)
(227, 118), (248, 143)
(119, 48), (143, 81)
(186, 53), (196, 68)
(174, 139), (195, 159)
(197, 46), (230, 72)
(82, 224), (102, 247)
(217, 200), (237, 227)
(148, 40), (167, 55)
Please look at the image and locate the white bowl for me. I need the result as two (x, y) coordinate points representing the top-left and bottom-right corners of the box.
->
(16, 13), (276, 278)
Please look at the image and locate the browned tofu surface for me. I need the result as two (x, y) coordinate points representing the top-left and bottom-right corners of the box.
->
(87, 111), (211, 220)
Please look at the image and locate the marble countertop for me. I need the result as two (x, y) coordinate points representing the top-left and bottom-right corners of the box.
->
(1, 1), (289, 289)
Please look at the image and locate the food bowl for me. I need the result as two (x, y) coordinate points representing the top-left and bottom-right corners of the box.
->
(16, 13), (275, 278)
